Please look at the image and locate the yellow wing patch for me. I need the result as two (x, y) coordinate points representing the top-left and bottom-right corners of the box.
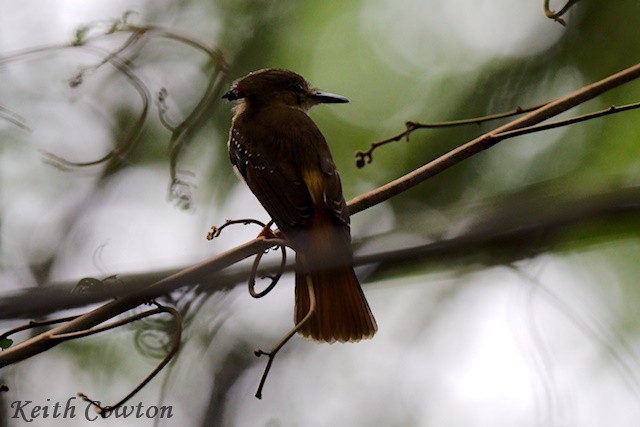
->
(302, 169), (325, 206)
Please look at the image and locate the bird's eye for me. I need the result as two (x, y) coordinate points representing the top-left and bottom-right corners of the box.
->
(291, 83), (305, 93)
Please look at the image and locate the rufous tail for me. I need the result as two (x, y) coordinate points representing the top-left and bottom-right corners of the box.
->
(294, 257), (377, 343)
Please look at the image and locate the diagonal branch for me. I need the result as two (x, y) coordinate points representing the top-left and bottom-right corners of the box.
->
(347, 61), (640, 215)
(2, 62), (640, 370)
(355, 102), (548, 167)
(0, 238), (273, 368)
(78, 302), (182, 418)
(490, 101), (640, 141)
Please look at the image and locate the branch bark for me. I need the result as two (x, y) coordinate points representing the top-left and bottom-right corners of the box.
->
(1, 61), (640, 368)
(0, 239), (272, 367)
(347, 62), (640, 215)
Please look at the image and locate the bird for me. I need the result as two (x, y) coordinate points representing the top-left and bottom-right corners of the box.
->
(222, 68), (377, 343)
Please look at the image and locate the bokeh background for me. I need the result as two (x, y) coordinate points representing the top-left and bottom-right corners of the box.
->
(1, 1), (640, 426)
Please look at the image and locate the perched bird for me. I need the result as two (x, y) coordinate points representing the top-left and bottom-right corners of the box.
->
(223, 68), (377, 343)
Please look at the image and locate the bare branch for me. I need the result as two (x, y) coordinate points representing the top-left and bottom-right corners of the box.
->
(355, 102), (547, 168)
(347, 61), (640, 215)
(0, 315), (80, 346)
(0, 238), (273, 367)
(78, 302), (182, 418)
(544, 0), (581, 26)
(248, 240), (289, 299)
(207, 218), (270, 240)
(5, 185), (640, 321)
(254, 275), (317, 399)
(0, 104), (30, 131)
(43, 43), (151, 169)
(358, 99), (640, 169)
(2, 61), (640, 395)
(489, 101), (640, 142)
(0, 22), (228, 209)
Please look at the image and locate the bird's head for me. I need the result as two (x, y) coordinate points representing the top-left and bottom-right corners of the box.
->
(222, 68), (348, 111)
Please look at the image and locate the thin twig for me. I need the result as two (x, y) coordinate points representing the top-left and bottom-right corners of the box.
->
(49, 306), (164, 340)
(2, 61), (640, 381)
(254, 275), (316, 399)
(155, 88), (178, 132)
(213, 220), (288, 300)
(0, 238), (274, 366)
(544, 0), (581, 25)
(347, 61), (640, 215)
(207, 218), (269, 240)
(77, 22), (229, 210)
(209, 219), (289, 296)
(0, 104), (30, 131)
(42, 43), (150, 169)
(248, 238), (290, 299)
(0, 22), (228, 209)
(0, 315), (81, 344)
(358, 98), (640, 168)
(77, 301), (182, 418)
(355, 103), (547, 168)
(4, 186), (640, 319)
(490, 101), (640, 142)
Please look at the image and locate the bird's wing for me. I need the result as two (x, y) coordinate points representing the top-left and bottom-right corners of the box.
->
(229, 126), (314, 229)
(229, 108), (350, 232)
(319, 154), (350, 226)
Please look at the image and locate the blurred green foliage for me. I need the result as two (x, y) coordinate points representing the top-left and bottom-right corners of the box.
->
(2, 1), (640, 426)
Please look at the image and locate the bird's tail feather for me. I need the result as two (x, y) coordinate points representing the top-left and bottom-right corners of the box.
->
(294, 257), (377, 343)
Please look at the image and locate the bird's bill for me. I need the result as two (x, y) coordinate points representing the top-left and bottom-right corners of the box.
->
(311, 90), (349, 104)
(222, 87), (242, 101)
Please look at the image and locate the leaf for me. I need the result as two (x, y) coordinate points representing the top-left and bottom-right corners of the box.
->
(0, 338), (13, 350)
